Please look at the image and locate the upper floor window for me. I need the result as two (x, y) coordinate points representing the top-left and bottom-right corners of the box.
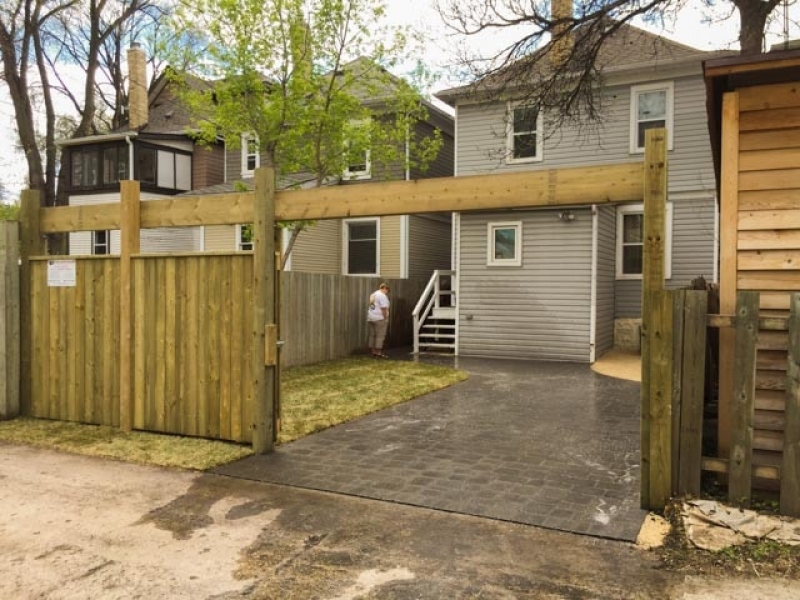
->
(630, 81), (674, 153)
(487, 221), (522, 267)
(241, 133), (259, 177)
(237, 223), (253, 251)
(92, 230), (110, 255)
(506, 103), (543, 163)
(616, 203), (673, 279)
(343, 218), (379, 275)
(343, 120), (372, 180)
(70, 144), (128, 189)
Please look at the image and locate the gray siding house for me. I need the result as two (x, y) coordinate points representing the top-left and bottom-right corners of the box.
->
(434, 24), (727, 363)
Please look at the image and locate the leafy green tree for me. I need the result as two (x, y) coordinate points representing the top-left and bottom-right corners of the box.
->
(169, 0), (443, 264)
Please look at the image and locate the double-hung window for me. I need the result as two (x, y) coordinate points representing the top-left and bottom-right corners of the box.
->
(487, 221), (522, 267)
(343, 120), (372, 180)
(343, 218), (379, 275)
(92, 230), (110, 255)
(630, 82), (674, 153)
(237, 224), (253, 251)
(507, 103), (543, 163)
(616, 203), (673, 279)
(241, 133), (259, 177)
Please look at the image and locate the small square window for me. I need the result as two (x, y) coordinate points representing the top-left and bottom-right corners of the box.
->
(487, 221), (522, 267)
(507, 103), (543, 163)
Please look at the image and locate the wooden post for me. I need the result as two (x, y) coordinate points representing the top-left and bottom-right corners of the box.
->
(641, 127), (668, 509)
(252, 167), (276, 453)
(649, 289), (674, 509)
(0, 221), (20, 419)
(678, 291), (708, 496)
(781, 293), (800, 516)
(729, 290), (758, 506)
(718, 92), (740, 458)
(119, 181), (141, 432)
(18, 190), (45, 416)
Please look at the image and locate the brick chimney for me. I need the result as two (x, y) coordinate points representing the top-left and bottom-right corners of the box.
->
(127, 43), (148, 130)
(551, 0), (573, 65)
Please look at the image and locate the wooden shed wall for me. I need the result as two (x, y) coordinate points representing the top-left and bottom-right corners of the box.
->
(720, 81), (800, 475)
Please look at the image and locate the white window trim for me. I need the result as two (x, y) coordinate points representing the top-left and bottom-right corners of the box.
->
(487, 221), (522, 267)
(629, 81), (674, 154)
(241, 132), (259, 177)
(615, 202), (673, 280)
(342, 217), (380, 276)
(91, 230), (110, 255)
(343, 119), (372, 180)
(236, 224), (253, 251)
(506, 102), (543, 164)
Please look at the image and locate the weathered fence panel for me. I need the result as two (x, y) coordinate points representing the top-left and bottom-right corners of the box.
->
(0, 221), (20, 420)
(133, 254), (254, 443)
(279, 272), (425, 369)
(27, 257), (120, 425)
(782, 294), (800, 516)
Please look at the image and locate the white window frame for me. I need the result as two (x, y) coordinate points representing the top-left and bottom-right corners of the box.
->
(629, 81), (674, 154)
(236, 223), (253, 251)
(506, 102), (543, 164)
(91, 230), (110, 255)
(343, 119), (372, 180)
(616, 203), (673, 280)
(241, 132), (260, 177)
(487, 221), (522, 267)
(342, 217), (380, 276)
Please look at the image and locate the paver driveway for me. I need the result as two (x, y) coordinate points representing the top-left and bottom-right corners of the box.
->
(215, 355), (647, 541)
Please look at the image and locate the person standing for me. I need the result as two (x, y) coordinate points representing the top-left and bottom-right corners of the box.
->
(367, 283), (390, 358)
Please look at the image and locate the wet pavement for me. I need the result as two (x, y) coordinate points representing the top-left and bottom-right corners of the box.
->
(215, 355), (647, 541)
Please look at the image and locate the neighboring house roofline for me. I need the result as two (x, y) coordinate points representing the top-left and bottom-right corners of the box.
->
(56, 132), (139, 147)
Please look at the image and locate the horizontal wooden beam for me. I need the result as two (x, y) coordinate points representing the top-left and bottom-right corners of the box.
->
(706, 314), (789, 331)
(39, 163), (644, 233)
(702, 456), (780, 481)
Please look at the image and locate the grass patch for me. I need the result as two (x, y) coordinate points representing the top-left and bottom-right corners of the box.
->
(279, 356), (468, 444)
(0, 356), (467, 469)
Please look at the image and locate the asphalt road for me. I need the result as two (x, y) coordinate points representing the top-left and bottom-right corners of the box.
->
(1, 443), (797, 600)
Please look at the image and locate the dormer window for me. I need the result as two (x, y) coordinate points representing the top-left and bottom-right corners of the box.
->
(241, 133), (259, 177)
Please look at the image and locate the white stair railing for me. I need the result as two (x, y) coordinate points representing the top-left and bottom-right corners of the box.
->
(412, 270), (456, 354)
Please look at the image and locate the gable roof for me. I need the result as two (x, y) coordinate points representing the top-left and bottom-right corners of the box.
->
(436, 21), (726, 105)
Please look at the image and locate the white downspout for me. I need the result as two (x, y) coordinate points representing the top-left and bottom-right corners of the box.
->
(589, 205), (598, 363)
(453, 104), (460, 356)
(125, 134), (134, 182)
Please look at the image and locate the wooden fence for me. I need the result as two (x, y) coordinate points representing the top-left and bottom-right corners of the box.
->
(647, 288), (800, 516)
(1, 221), (20, 420)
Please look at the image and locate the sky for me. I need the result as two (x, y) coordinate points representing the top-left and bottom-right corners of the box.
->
(1, 0), (798, 202)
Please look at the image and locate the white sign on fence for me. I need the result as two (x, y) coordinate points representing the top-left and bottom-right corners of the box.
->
(47, 260), (76, 287)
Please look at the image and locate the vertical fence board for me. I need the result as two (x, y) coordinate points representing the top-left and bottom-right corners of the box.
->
(133, 259), (145, 429)
(219, 256), (233, 441)
(781, 293), (800, 516)
(230, 257), (244, 441)
(729, 290), (759, 506)
(678, 291), (708, 496)
(83, 261), (97, 423)
(0, 222), (20, 420)
(18, 190), (44, 416)
(649, 289), (674, 508)
(165, 257), (178, 433)
(671, 289), (686, 496)
(185, 257), (199, 437)
(206, 256), (221, 439)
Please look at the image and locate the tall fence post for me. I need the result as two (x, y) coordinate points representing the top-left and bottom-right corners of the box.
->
(648, 289), (674, 509)
(119, 181), (141, 432)
(252, 167), (276, 453)
(18, 190), (45, 416)
(781, 293), (800, 516)
(729, 290), (758, 506)
(641, 127), (668, 509)
(1, 221), (20, 419)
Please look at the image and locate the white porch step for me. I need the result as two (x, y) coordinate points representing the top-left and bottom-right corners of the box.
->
(431, 307), (456, 319)
(421, 323), (455, 330)
(419, 342), (456, 349)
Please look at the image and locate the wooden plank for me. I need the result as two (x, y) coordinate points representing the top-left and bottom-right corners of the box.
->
(649, 289), (673, 509)
(719, 91), (740, 457)
(164, 257), (178, 433)
(738, 82), (800, 112)
(738, 250), (800, 271)
(739, 270), (800, 291)
(185, 257), (199, 437)
(38, 163), (645, 234)
(758, 349), (788, 371)
(758, 330), (789, 351)
(30, 262), (45, 417)
(740, 128), (800, 153)
(678, 291), (707, 496)
(739, 209), (800, 230)
(740, 107), (800, 132)
(83, 261), (96, 423)
(738, 230), (800, 251)
(754, 409), (785, 431)
(0, 223), (20, 420)
(756, 369), (787, 391)
(206, 256), (221, 439)
(761, 292), (791, 311)
(69, 263), (83, 422)
(704, 56), (800, 78)
(239, 256), (254, 442)
(756, 389), (787, 412)
(672, 290), (686, 497)
(641, 128), (668, 510)
(755, 430), (784, 452)
(175, 258), (187, 435)
(119, 180), (141, 432)
(102, 260), (115, 426)
(229, 256), (244, 441)
(739, 148), (800, 172)
(740, 189), (800, 211)
(781, 293), (800, 516)
(154, 259), (166, 432)
(196, 257), (208, 437)
(702, 456), (781, 481)
(739, 169), (800, 193)
(133, 259), (145, 429)
(729, 291), (759, 506)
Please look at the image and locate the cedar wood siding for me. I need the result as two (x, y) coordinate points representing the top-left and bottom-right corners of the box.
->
(69, 192), (202, 254)
(408, 216), (451, 279)
(595, 206), (616, 357)
(456, 73), (716, 321)
(458, 209), (593, 362)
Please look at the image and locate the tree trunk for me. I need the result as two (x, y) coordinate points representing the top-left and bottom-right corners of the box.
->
(735, 0), (779, 55)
